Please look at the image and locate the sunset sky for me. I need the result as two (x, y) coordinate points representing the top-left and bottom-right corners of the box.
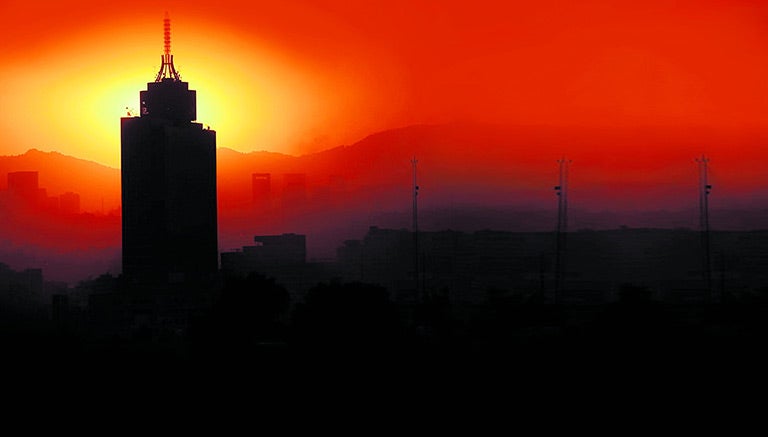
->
(3, 0), (768, 168)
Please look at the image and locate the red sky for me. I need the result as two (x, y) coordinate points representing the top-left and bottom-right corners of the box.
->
(3, 0), (768, 168)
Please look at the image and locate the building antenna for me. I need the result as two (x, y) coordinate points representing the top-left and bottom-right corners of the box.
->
(412, 156), (420, 300)
(155, 12), (181, 82)
(554, 157), (571, 303)
(696, 155), (713, 301)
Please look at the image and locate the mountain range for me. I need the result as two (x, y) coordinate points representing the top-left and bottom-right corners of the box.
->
(4, 122), (768, 214)
(2, 123), (768, 283)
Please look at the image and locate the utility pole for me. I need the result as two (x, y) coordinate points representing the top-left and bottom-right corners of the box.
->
(696, 155), (713, 301)
(554, 157), (571, 304)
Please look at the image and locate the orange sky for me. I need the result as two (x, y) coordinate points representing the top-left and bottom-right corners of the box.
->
(3, 0), (768, 168)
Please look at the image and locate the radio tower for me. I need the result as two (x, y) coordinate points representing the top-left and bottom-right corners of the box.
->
(155, 12), (181, 82)
(412, 157), (420, 300)
(696, 155), (713, 301)
(554, 157), (571, 303)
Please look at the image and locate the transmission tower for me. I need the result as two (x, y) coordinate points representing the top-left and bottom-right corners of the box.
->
(412, 157), (420, 301)
(554, 157), (571, 303)
(696, 155), (713, 301)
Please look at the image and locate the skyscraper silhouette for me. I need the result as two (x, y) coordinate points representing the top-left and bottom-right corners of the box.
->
(120, 16), (217, 286)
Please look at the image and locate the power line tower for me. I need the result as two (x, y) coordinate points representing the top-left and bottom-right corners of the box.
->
(696, 155), (713, 301)
(554, 157), (571, 303)
(412, 156), (421, 301)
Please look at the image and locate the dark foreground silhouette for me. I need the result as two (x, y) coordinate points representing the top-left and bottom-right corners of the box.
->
(4, 271), (768, 387)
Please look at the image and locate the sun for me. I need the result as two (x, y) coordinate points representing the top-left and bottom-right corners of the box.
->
(0, 11), (345, 168)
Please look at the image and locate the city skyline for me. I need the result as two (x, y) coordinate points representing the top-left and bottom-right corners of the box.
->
(3, 2), (768, 230)
(1, 5), (768, 294)
(4, 2), (768, 375)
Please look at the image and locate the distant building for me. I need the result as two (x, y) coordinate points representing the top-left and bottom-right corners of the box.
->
(252, 173), (271, 207)
(7, 171), (38, 197)
(222, 234), (306, 274)
(282, 173), (307, 207)
(7, 171), (44, 209)
(2, 172), (84, 216)
(120, 18), (217, 286)
(335, 227), (729, 305)
(221, 233), (337, 301)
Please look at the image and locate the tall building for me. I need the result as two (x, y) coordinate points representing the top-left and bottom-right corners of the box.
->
(7, 171), (42, 208)
(120, 16), (217, 286)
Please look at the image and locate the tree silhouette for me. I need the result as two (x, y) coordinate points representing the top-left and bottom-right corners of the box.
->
(188, 273), (290, 360)
(291, 280), (398, 352)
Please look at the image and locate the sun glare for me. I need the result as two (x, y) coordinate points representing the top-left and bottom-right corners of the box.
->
(0, 11), (354, 168)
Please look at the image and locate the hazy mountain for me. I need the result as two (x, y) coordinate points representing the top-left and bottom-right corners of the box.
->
(216, 123), (768, 256)
(0, 149), (121, 213)
(219, 122), (768, 213)
(7, 123), (768, 217)
(2, 123), (768, 283)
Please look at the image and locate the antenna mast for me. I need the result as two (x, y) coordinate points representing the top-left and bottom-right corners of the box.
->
(554, 157), (571, 303)
(696, 155), (713, 301)
(412, 157), (420, 300)
(155, 13), (181, 82)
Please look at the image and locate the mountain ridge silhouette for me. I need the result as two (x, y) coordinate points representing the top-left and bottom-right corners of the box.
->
(3, 122), (768, 215)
